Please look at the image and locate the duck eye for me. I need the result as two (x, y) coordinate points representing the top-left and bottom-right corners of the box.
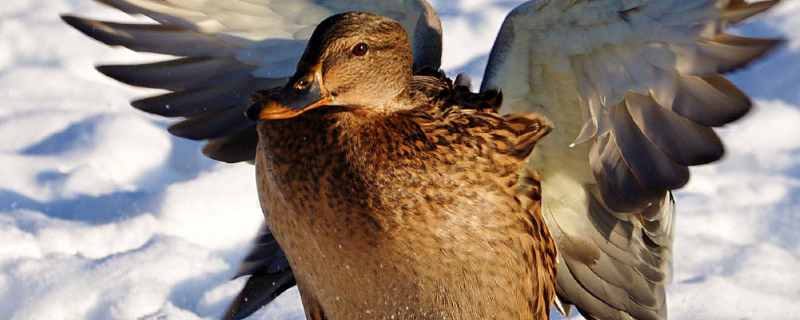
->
(294, 79), (309, 90)
(352, 43), (368, 56)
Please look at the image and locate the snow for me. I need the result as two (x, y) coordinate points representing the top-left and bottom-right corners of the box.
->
(1, 0), (799, 319)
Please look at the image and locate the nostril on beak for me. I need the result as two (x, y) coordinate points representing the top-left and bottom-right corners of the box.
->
(294, 78), (311, 90)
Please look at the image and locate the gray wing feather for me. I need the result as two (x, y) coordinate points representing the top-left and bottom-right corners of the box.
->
(202, 127), (258, 163)
(222, 224), (295, 320)
(63, 0), (442, 163)
(235, 224), (291, 278)
(699, 34), (784, 74)
(61, 17), (237, 57)
(625, 93), (724, 166)
(722, 0), (778, 24)
(96, 58), (256, 91)
(672, 75), (752, 127)
(222, 268), (295, 320)
(607, 101), (690, 192)
(129, 79), (268, 117)
(546, 192), (674, 320)
(483, 0), (780, 319)
(92, 0), (213, 30)
(167, 105), (254, 141)
(592, 132), (661, 212)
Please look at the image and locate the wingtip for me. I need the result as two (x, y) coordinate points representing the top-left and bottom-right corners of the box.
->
(130, 98), (160, 115)
(201, 128), (258, 163)
(60, 14), (89, 33)
(59, 15), (123, 47)
(766, 37), (788, 53)
(553, 296), (573, 317)
(743, 36), (786, 72)
(94, 64), (117, 79)
(713, 34), (786, 74)
(760, 37), (788, 64)
(723, 0), (782, 24)
(221, 269), (297, 320)
(166, 121), (188, 139)
(60, 14), (78, 24)
(61, 15), (104, 37)
(95, 64), (142, 87)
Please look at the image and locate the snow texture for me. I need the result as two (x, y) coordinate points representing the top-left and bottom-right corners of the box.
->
(0, 0), (798, 319)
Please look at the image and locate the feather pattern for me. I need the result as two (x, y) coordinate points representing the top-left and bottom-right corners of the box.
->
(63, 0), (781, 319)
(482, 0), (780, 319)
(222, 224), (294, 320)
(97, 57), (256, 91)
(62, 0), (442, 162)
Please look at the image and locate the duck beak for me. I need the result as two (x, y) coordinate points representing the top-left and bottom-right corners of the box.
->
(248, 63), (331, 120)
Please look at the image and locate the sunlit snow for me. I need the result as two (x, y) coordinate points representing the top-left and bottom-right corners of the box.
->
(1, 0), (798, 319)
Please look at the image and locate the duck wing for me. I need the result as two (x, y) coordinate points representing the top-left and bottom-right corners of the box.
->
(62, 0), (442, 163)
(481, 1), (780, 319)
(63, 1), (441, 319)
(223, 223), (294, 320)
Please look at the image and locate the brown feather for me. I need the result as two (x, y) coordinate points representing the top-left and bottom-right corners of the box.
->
(254, 73), (555, 319)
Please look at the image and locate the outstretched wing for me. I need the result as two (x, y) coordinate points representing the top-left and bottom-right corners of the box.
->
(481, 0), (780, 319)
(63, 0), (442, 163)
(63, 1), (442, 318)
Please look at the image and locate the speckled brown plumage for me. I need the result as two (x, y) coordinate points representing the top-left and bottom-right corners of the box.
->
(251, 12), (557, 320)
(255, 75), (556, 319)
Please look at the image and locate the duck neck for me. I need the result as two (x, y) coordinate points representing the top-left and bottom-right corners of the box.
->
(355, 79), (413, 114)
(258, 101), (414, 157)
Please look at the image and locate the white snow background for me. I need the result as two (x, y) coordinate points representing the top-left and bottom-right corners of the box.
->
(1, 0), (799, 319)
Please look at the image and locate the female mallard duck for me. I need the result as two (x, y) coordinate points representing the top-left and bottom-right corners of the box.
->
(63, 0), (781, 319)
(244, 12), (555, 319)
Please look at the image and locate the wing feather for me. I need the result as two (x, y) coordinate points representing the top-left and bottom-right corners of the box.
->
(591, 132), (660, 212)
(722, 0), (779, 24)
(222, 224), (295, 320)
(64, 0), (442, 162)
(61, 17), (238, 57)
(65, 4), (440, 316)
(625, 93), (724, 166)
(672, 74), (751, 126)
(93, 0), (216, 30)
(97, 57), (256, 91)
(130, 79), (272, 117)
(609, 101), (690, 191)
(167, 104), (254, 140)
(702, 34), (783, 73)
(482, 0), (780, 318)
(203, 127), (258, 163)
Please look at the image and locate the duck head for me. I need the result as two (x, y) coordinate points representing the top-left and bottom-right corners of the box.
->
(247, 12), (414, 120)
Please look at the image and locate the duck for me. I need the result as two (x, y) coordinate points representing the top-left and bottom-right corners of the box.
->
(62, 0), (782, 319)
(242, 12), (555, 319)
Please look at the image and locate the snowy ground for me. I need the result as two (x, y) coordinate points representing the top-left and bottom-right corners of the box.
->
(1, 0), (798, 319)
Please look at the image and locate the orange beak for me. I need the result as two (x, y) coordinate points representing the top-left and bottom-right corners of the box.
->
(249, 62), (332, 120)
